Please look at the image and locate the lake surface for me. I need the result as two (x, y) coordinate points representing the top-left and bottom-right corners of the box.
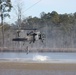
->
(0, 52), (76, 75)
(0, 52), (76, 62)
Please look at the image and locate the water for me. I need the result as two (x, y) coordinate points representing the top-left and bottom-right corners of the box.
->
(0, 52), (76, 75)
(0, 52), (76, 62)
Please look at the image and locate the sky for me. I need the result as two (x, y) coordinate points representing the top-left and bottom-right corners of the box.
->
(3, 0), (76, 24)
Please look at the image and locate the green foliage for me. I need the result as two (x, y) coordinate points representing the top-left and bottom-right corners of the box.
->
(50, 11), (59, 24)
(74, 12), (76, 19)
(59, 14), (69, 24)
(13, 11), (76, 34)
(0, 0), (12, 17)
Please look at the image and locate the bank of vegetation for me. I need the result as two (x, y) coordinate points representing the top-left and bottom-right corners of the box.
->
(0, 11), (76, 52)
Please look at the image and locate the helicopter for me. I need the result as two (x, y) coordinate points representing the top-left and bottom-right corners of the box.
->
(12, 27), (45, 54)
(12, 29), (44, 44)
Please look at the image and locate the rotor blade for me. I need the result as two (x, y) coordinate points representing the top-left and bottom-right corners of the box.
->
(12, 38), (27, 41)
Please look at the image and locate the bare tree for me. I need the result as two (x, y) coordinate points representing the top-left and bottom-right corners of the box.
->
(0, 0), (12, 47)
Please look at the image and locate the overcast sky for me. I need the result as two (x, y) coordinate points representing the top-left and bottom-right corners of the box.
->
(4, 0), (76, 24)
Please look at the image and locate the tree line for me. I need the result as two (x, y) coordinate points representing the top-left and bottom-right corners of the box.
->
(12, 11), (76, 34)
(0, 0), (76, 51)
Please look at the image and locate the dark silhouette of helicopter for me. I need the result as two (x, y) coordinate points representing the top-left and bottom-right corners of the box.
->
(12, 29), (45, 54)
(12, 29), (44, 44)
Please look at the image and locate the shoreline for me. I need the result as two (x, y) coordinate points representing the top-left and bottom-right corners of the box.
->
(0, 61), (76, 70)
(1, 48), (76, 52)
(0, 58), (76, 63)
(0, 50), (76, 53)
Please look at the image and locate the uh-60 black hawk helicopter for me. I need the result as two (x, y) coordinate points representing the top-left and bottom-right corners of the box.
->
(12, 28), (45, 54)
(12, 28), (44, 44)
